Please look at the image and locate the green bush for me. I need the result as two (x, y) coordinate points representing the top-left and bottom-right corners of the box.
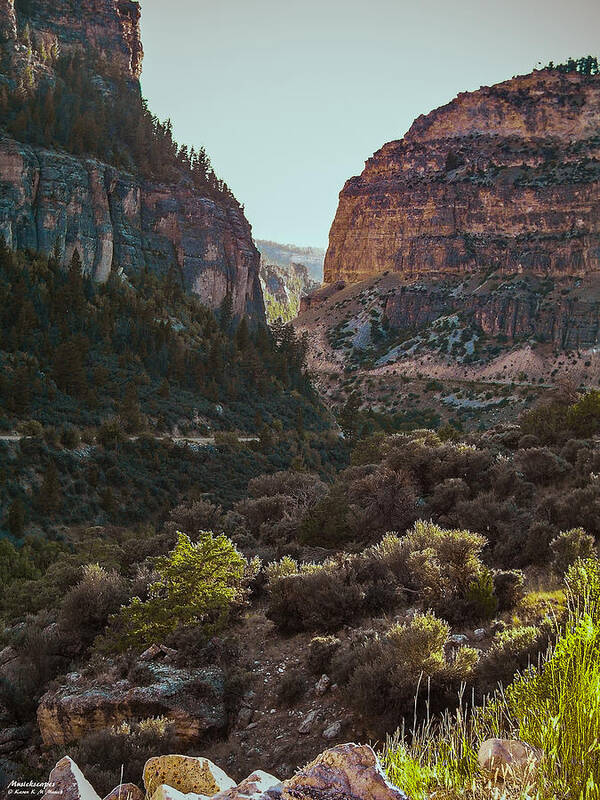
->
(551, 528), (596, 575)
(103, 532), (248, 651)
(478, 625), (543, 689)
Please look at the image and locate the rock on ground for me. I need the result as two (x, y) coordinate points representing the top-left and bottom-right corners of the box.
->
(478, 738), (543, 777)
(143, 755), (236, 799)
(41, 756), (101, 800)
(212, 770), (281, 800)
(281, 743), (409, 800)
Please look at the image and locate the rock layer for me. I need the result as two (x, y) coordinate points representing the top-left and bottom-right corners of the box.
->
(36, 663), (228, 748)
(0, 135), (264, 317)
(324, 70), (600, 284)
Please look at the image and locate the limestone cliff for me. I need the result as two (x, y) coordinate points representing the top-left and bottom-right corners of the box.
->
(324, 70), (600, 284)
(0, 0), (265, 320)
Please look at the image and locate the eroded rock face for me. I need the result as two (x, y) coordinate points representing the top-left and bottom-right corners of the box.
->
(0, 0), (265, 322)
(36, 663), (227, 749)
(9, 0), (142, 82)
(324, 70), (600, 285)
(281, 743), (409, 800)
(0, 136), (264, 319)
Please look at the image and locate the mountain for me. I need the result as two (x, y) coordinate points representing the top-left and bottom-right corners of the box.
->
(324, 68), (600, 286)
(0, 0), (264, 320)
(255, 239), (325, 282)
(259, 259), (319, 323)
(296, 66), (600, 428)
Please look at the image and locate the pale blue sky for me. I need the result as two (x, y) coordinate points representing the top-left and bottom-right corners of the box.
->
(140, 0), (600, 248)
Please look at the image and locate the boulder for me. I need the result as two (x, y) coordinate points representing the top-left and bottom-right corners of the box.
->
(314, 675), (330, 696)
(144, 755), (236, 799)
(103, 784), (144, 800)
(37, 663), (227, 747)
(281, 743), (409, 800)
(212, 771), (281, 800)
(322, 722), (342, 740)
(41, 756), (101, 800)
(478, 738), (542, 777)
(298, 709), (319, 735)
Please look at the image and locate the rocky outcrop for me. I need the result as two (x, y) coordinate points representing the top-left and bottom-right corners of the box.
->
(259, 260), (319, 322)
(36, 663), (227, 748)
(382, 273), (600, 350)
(43, 746), (408, 800)
(0, 135), (264, 318)
(324, 70), (600, 285)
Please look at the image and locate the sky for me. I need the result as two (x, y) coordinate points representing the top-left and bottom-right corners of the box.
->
(140, 0), (600, 249)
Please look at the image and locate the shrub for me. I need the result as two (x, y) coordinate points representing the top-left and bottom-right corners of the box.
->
(340, 613), (478, 733)
(104, 532), (248, 650)
(550, 528), (596, 575)
(55, 717), (180, 796)
(493, 569), (526, 612)
(464, 568), (498, 622)
(267, 566), (364, 634)
(59, 564), (128, 653)
(307, 635), (341, 675)
(478, 625), (543, 689)
(277, 669), (307, 706)
(17, 420), (43, 437)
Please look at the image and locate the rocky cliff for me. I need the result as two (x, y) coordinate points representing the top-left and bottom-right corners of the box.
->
(324, 70), (600, 284)
(0, 0), (265, 320)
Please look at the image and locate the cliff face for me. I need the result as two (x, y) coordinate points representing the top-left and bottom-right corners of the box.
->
(324, 70), (600, 284)
(0, 0), (265, 320)
(0, 137), (264, 317)
(2, 0), (143, 82)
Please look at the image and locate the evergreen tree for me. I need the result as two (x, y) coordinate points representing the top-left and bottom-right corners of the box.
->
(37, 461), (61, 513)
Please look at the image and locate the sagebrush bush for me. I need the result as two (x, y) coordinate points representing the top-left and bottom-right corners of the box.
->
(477, 625), (544, 690)
(551, 528), (596, 575)
(277, 669), (307, 706)
(338, 613), (479, 734)
(307, 635), (341, 675)
(493, 568), (526, 612)
(59, 564), (128, 653)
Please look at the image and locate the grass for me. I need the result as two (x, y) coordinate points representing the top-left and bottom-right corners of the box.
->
(382, 558), (600, 799)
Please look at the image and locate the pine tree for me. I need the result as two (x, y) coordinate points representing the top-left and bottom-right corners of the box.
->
(38, 461), (61, 514)
(7, 498), (25, 538)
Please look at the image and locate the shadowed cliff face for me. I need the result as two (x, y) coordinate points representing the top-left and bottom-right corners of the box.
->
(324, 70), (600, 285)
(0, 0), (265, 320)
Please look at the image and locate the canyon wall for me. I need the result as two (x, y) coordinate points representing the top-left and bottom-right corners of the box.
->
(324, 70), (600, 285)
(0, 0), (265, 319)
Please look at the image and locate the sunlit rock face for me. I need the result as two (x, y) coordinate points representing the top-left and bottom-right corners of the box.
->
(325, 70), (600, 285)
